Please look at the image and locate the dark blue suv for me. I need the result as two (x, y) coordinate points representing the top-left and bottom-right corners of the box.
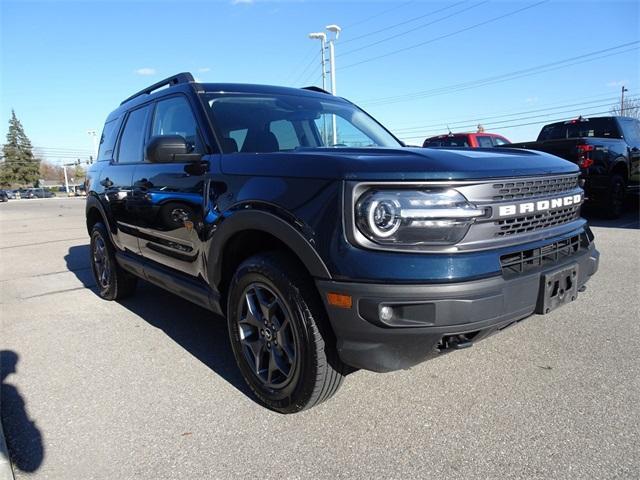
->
(86, 73), (599, 413)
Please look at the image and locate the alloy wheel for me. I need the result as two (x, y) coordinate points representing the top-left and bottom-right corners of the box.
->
(93, 235), (111, 289)
(237, 283), (297, 389)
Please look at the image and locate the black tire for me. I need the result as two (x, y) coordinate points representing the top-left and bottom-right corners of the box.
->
(602, 174), (625, 219)
(89, 222), (137, 300)
(227, 251), (345, 413)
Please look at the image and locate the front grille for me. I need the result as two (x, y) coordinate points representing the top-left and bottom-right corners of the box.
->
(499, 234), (588, 275)
(494, 205), (580, 237)
(491, 175), (579, 201)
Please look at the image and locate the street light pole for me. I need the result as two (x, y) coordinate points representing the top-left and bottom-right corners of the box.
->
(326, 24), (341, 145)
(309, 32), (329, 145)
(621, 85), (628, 116)
(308, 32), (327, 91)
(87, 130), (98, 161)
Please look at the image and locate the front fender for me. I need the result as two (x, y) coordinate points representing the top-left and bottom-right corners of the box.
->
(207, 209), (332, 288)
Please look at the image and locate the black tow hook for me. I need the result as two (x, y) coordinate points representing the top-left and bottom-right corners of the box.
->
(441, 334), (474, 351)
(578, 285), (587, 293)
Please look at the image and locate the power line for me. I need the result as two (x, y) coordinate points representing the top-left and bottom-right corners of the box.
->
(340, 0), (469, 46)
(392, 94), (637, 134)
(399, 108), (617, 140)
(396, 99), (638, 138)
(341, 0), (550, 70)
(342, 0), (416, 29)
(290, 51), (321, 87)
(284, 45), (319, 87)
(388, 91), (639, 128)
(340, 1), (486, 56)
(359, 42), (640, 106)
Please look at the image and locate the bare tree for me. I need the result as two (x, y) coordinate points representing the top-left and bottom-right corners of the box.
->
(611, 97), (640, 119)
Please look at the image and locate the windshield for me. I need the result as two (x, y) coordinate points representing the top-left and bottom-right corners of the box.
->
(537, 118), (622, 141)
(202, 92), (401, 153)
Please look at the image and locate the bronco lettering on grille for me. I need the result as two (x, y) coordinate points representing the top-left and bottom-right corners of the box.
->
(498, 194), (583, 217)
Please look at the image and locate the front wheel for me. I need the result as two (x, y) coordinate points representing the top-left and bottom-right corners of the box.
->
(227, 252), (345, 413)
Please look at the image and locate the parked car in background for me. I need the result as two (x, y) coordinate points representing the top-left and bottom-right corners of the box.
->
(8, 190), (20, 199)
(502, 116), (640, 218)
(0, 190), (8, 202)
(423, 132), (511, 148)
(23, 188), (55, 198)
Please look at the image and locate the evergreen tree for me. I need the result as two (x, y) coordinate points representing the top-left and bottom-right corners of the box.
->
(1, 110), (41, 187)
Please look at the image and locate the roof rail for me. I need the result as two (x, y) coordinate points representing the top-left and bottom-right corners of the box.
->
(301, 86), (331, 95)
(120, 72), (195, 105)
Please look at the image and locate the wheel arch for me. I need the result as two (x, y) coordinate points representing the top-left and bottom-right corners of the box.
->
(208, 210), (332, 309)
(610, 158), (629, 181)
(86, 194), (115, 239)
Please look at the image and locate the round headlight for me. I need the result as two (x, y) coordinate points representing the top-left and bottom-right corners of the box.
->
(367, 198), (401, 237)
(354, 189), (484, 247)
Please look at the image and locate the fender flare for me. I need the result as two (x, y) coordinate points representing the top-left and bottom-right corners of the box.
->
(85, 194), (116, 241)
(207, 210), (332, 287)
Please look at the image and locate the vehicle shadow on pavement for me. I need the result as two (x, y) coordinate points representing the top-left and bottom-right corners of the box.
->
(1, 350), (45, 473)
(64, 246), (254, 400)
(583, 199), (639, 229)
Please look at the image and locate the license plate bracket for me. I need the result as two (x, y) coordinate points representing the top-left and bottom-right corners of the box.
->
(537, 264), (579, 314)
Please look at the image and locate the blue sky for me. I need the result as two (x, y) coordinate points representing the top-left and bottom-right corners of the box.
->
(1, 0), (638, 163)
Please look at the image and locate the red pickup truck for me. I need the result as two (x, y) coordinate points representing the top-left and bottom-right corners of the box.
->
(423, 132), (511, 148)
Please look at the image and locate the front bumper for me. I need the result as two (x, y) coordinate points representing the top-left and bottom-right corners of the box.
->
(317, 242), (599, 373)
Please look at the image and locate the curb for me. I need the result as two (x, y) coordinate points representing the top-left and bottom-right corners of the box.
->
(0, 420), (15, 480)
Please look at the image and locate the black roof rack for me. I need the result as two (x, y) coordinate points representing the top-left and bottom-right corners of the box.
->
(301, 86), (331, 95)
(120, 72), (195, 105)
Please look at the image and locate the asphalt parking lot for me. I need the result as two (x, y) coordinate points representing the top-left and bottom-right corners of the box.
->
(1, 197), (638, 479)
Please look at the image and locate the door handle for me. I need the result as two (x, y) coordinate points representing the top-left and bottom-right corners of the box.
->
(100, 178), (113, 188)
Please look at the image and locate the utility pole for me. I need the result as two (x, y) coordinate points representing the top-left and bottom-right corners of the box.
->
(326, 24), (341, 145)
(87, 130), (98, 161)
(62, 164), (70, 196)
(308, 32), (327, 91)
(621, 86), (628, 116)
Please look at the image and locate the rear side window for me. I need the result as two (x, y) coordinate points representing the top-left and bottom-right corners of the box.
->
(424, 136), (469, 147)
(151, 96), (203, 153)
(97, 117), (122, 161)
(117, 105), (151, 163)
(492, 136), (510, 146)
(476, 136), (493, 148)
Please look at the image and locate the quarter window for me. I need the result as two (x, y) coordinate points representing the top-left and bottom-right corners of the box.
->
(117, 105), (151, 163)
(97, 117), (122, 161)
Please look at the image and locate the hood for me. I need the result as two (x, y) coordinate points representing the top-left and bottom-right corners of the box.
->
(220, 147), (579, 181)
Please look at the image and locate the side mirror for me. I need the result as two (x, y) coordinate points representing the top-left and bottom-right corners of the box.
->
(146, 135), (202, 163)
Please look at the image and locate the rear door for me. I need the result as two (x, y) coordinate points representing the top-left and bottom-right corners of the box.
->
(130, 95), (207, 276)
(100, 104), (152, 254)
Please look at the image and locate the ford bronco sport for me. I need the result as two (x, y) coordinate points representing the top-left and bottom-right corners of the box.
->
(86, 73), (599, 413)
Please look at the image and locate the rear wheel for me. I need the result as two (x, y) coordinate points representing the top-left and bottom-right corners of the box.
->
(602, 174), (625, 219)
(227, 251), (345, 413)
(90, 222), (137, 300)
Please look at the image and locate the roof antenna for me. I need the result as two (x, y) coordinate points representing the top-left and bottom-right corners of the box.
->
(447, 125), (452, 136)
